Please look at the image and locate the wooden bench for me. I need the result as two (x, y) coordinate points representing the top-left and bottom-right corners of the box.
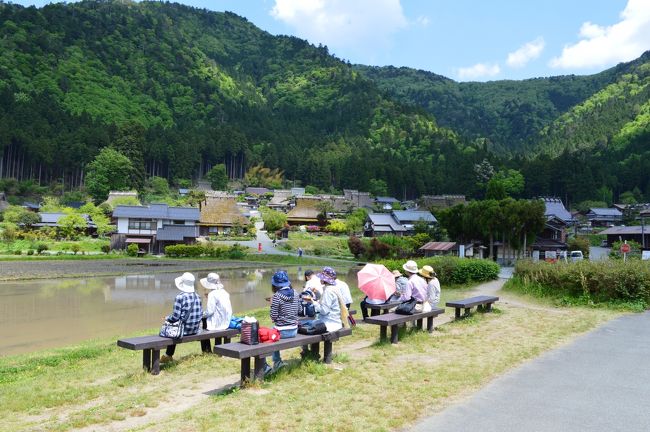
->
(365, 301), (401, 317)
(117, 328), (239, 375)
(446, 295), (499, 319)
(364, 308), (445, 344)
(213, 328), (352, 384)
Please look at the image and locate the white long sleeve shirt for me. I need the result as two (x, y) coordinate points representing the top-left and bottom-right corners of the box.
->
(426, 277), (441, 308)
(204, 288), (232, 330)
(335, 279), (352, 305)
(312, 286), (343, 332)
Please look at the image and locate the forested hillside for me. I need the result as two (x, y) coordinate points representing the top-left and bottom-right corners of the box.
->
(0, 0), (488, 198)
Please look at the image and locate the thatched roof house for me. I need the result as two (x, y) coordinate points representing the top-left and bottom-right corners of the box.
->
(286, 197), (321, 225)
(199, 196), (249, 236)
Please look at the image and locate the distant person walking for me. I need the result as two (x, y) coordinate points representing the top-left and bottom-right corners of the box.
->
(298, 247), (303, 257)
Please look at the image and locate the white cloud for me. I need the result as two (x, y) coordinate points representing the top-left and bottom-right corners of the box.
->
(506, 37), (545, 68)
(270, 0), (408, 60)
(415, 15), (430, 27)
(457, 63), (501, 81)
(550, 0), (650, 69)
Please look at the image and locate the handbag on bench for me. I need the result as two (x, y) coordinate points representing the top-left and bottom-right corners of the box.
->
(395, 298), (417, 315)
(159, 320), (184, 339)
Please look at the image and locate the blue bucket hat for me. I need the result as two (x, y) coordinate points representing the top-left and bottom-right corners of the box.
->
(271, 270), (291, 288)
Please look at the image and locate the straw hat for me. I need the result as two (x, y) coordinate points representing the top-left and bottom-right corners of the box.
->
(402, 260), (419, 274)
(392, 269), (403, 277)
(200, 273), (223, 290)
(174, 272), (195, 293)
(418, 265), (435, 279)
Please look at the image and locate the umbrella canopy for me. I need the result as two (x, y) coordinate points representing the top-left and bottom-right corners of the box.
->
(357, 263), (396, 301)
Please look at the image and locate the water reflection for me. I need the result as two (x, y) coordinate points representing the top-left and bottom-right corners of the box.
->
(0, 265), (358, 356)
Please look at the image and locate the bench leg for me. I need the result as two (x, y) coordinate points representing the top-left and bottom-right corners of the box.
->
(455, 308), (461, 319)
(371, 309), (380, 317)
(485, 302), (493, 312)
(143, 349), (152, 372)
(151, 349), (160, 375)
(323, 341), (333, 364)
(213, 337), (222, 355)
(380, 326), (387, 342)
(427, 316), (434, 333)
(310, 342), (320, 360)
(241, 358), (251, 385)
(390, 325), (399, 344)
(464, 308), (471, 317)
(254, 356), (266, 382)
(201, 339), (212, 353)
(416, 318), (423, 330)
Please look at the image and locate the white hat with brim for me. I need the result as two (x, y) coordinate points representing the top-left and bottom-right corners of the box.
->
(200, 273), (223, 290)
(402, 260), (419, 274)
(175, 272), (195, 293)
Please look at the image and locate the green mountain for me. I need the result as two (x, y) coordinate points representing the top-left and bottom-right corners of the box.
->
(355, 54), (650, 156)
(0, 0), (486, 198)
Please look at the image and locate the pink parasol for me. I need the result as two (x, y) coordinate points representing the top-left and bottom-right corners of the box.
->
(357, 263), (396, 301)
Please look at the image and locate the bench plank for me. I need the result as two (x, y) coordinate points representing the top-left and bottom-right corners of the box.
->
(364, 308), (445, 344)
(446, 295), (499, 319)
(214, 328), (352, 385)
(117, 328), (240, 375)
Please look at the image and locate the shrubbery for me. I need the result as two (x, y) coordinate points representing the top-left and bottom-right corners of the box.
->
(376, 256), (500, 285)
(126, 243), (139, 257)
(164, 243), (249, 259)
(511, 260), (650, 307)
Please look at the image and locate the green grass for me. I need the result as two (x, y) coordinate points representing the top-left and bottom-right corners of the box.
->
(0, 237), (110, 254)
(286, 232), (353, 259)
(0, 281), (622, 432)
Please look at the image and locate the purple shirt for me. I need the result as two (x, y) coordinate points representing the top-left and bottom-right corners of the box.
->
(409, 274), (428, 302)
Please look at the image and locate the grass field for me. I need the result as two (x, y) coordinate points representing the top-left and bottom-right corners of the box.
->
(0, 282), (622, 432)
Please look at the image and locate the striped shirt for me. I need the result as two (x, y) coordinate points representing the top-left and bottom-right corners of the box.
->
(270, 287), (300, 330)
(167, 291), (203, 336)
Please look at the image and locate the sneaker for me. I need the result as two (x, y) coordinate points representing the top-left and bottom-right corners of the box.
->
(263, 364), (273, 376)
(273, 361), (287, 371)
(160, 354), (173, 364)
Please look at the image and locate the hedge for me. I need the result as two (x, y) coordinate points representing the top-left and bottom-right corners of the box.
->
(164, 243), (248, 259)
(513, 260), (650, 306)
(376, 257), (500, 285)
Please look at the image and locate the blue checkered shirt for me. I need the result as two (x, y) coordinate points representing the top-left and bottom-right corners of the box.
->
(167, 292), (203, 335)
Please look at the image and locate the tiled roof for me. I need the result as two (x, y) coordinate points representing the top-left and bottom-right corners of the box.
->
(543, 198), (573, 223)
(375, 196), (399, 203)
(600, 226), (646, 235)
(156, 225), (199, 241)
(34, 212), (95, 228)
(392, 210), (437, 223)
(113, 204), (199, 220)
(367, 213), (406, 232)
(245, 187), (270, 195)
(200, 198), (249, 226)
(419, 241), (456, 251)
(588, 208), (623, 217)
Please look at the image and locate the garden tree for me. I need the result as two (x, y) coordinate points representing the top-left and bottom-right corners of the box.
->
(186, 190), (207, 208)
(347, 235), (365, 258)
(261, 208), (287, 232)
(39, 196), (63, 212)
(244, 165), (284, 189)
(145, 176), (170, 196)
(477, 199), (502, 259)
(79, 203), (114, 237)
(568, 236), (590, 258)
(85, 148), (134, 202)
(58, 212), (87, 239)
(619, 190), (638, 204)
(368, 179), (388, 197)
(316, 200), (335, 226)
(2, 205), (35, 225)
(345, 208), (368, 234)
(490, 169), (525, 198)
(206, 164), (228, 190)
(18, 211), (41, 229)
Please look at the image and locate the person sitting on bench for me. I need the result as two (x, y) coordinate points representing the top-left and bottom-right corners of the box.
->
(418, 265), (441, 312)
(200, 273), (232, 330)
(161, 272), (203, 364)
(264, 270), (301, 374)
(403, 260), (427, 312)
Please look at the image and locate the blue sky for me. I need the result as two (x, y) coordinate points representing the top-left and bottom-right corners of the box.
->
(11, 0), (650, 81)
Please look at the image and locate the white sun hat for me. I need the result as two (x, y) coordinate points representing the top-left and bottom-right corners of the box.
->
(200, 273), (224, 290)
(174, 272), (196, 293)
(402, 260), (419, 274)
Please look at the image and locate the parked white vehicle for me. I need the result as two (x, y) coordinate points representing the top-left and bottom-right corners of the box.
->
(569, 251), (584, 262)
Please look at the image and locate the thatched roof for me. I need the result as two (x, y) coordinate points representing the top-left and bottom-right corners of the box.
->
(200, 197), (249, 227)
(287, 197), (320, 222)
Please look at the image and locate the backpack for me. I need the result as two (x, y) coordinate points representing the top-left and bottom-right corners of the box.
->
(258, 326), (281, 343)
(299, 290), (317, 317)
(298, 319), (328, 335)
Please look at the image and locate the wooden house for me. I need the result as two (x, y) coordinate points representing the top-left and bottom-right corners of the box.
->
(199, 197), (249, 236)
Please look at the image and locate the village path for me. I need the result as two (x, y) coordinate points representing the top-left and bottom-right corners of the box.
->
(408, 272), (650, 432)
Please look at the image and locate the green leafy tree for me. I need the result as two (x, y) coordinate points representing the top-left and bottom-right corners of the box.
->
(368, 179), (388, 197)
(261, 208), (287, 232)
(206, 164), (228, 190)
(58, 212), (87, 239)
(145, 176), (170, 196)
(85, 148), (134, 202)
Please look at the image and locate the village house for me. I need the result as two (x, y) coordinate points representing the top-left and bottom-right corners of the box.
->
(364, 213), (406, 237)
(419, 194), (466, 209)
(111, 203), (199, 254)
(199, 196), (249, 236)
(33, 212), (97, 235)
(343, 189), (373, 209)
(600, 225), (649, 249)
(286, 196), (321, 226)
(392, 210), (436, 233)
(586, 207), (623, 227)
(419, 241), (477, 258)
(375, 196), (400, 211)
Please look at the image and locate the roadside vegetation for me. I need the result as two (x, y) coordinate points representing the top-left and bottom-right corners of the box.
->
(505, 260), (650, 311)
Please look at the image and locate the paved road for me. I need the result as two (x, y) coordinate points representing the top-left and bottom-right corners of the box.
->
(410, 311), (650, 432)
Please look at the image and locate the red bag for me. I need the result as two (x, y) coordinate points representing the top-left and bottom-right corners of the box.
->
(258, 326), (281, 343)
